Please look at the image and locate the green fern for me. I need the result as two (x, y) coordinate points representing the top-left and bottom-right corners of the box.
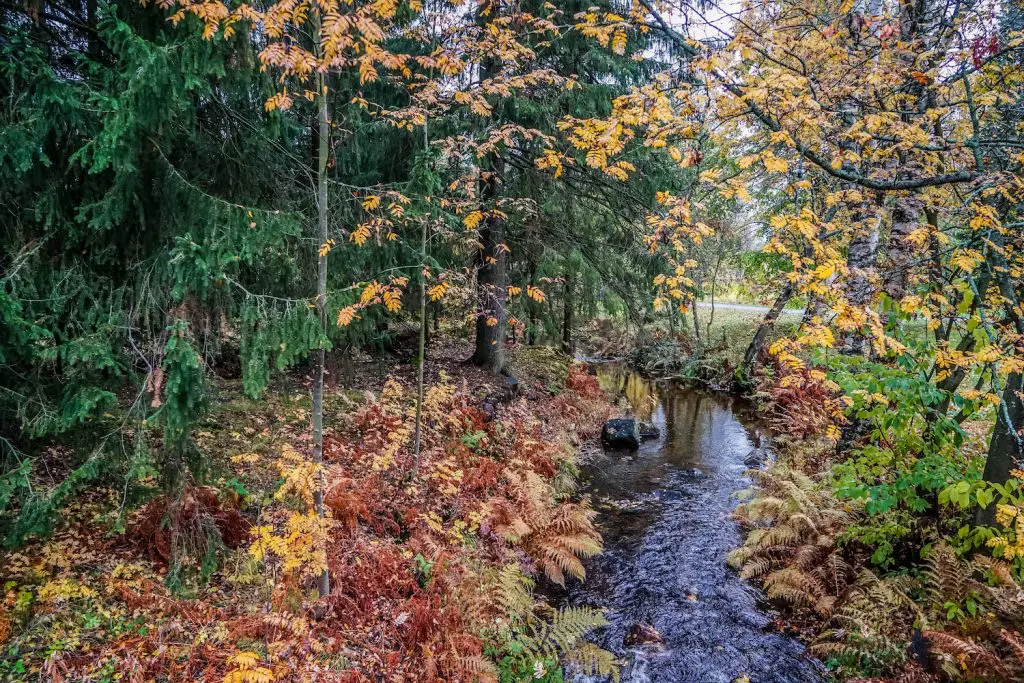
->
(566, 642), (619, 682)
(811, 571), (917, 676)
(468, 564), (617, 682)
(528, 606), (609, 657)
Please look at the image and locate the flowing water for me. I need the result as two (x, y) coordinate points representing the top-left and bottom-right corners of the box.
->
(566, 364), (823, 683)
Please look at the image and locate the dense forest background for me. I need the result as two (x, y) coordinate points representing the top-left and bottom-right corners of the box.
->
(1, 0), (670, 530)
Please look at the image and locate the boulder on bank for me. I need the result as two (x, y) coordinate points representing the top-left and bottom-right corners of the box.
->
(602, 418), (640, 449)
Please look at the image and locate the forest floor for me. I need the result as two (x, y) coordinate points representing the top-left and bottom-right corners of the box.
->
(0, 338), (617, 682)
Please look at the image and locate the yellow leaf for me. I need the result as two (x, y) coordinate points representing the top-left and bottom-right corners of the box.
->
(383, 289), (402, 313)
(351, 224), (371, 246)
(428, 282), (450, 301)
(359, 60), (378, 85)
(611, 29), (627, 55)
(737, 154), (758, 169)
(698, 168), (721, 183)
(762, 153), (788, 173)
(463, 210), (484, 231)
(812, 263), (835, 280)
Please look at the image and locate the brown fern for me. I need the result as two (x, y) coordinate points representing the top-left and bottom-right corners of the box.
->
(730, 466), (854, 618)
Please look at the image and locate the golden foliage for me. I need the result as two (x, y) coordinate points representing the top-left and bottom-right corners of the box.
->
(498, 467), (602, 586)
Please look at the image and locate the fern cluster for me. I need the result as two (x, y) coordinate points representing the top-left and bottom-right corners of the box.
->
(729, 466), (855, 617)
(810, 544), (1024, 681)
(453, 564), (618, 682)
(497, 468), (603, 587)
(734, 459), (1024, 681)
(811, 570), (920, 676)
(916, 544), (1024, 681)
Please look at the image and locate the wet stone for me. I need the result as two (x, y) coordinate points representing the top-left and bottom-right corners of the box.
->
(624, 622), (664, 647)
(743, 447), (768, 469)
(602, 418), (640, 449)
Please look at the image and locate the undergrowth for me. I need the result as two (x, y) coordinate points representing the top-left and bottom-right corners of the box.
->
(732, 357), (1024, 682)
(0, 362), (617, 682)
(581, 312), (798, 389)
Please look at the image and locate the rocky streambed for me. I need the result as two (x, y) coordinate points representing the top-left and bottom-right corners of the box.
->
(565, 364), (823, 683)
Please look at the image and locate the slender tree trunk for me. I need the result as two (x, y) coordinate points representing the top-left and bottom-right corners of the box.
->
(691, 300), (702, 343)
(562, 258), (574, 355)
(86, 0), (98, 57)
(525, 224), (540, 345)
(928, 268), (990, 424)
(740, 281), (796, 382)
(423, 300), (431, 351)
(932, 336), (977, 417)
(311, 75), (330, 599)
(469, 158), (507, 373)
(801, 295), (821, 327)
(413, 216), (428, 473)
(705, 251), (723, 340)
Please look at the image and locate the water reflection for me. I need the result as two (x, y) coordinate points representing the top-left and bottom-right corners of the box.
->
(569, 364), (822, 683)
(597, 366), (659, 423)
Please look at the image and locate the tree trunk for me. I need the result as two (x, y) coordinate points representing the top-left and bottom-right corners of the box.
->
(561, 259), (574, 355)
(840, 199), (882, 355)
(705, 254), (723, 341)
(977, 372), (1024, 525)
(882, 193), (924, 306)
(413, 215), (428, 473)
(740, 281), (796, 383)
(86, 0), (98, 58)
(691, 300), (702, 343)
(469, 159), (507, 373)
(928, 267), (990, 423)
(311, 75), (330, 599)
(801, 295), (821, 327)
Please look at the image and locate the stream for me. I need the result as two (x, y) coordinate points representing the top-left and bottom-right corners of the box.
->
(567, 363), (823, 683)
